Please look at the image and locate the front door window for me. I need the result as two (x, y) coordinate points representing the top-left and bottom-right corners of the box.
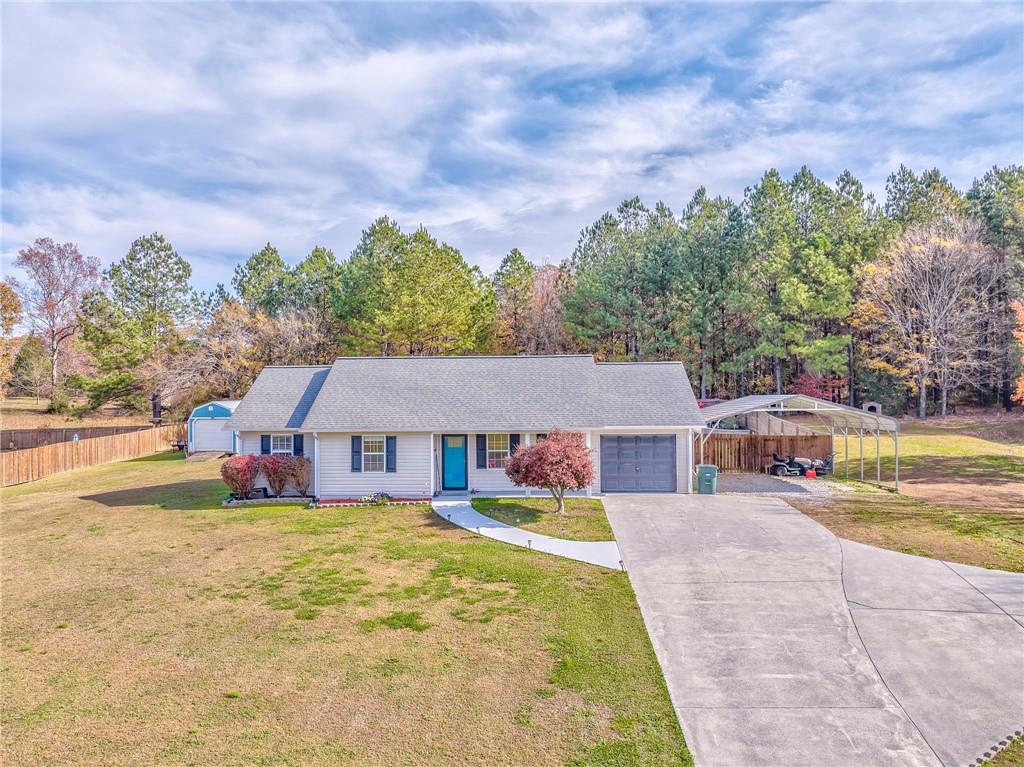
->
(442, 435), (467, 490)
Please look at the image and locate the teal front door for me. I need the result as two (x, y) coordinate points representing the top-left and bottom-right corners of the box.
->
(442, 435), (467, 490)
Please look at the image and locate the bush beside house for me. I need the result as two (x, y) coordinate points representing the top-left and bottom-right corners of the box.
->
(220, 454), (312, 499)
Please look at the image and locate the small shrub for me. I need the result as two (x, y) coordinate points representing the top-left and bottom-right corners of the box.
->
(46, 389), (72, 415)
(260, 455), (291, 497)
(359, 491), (393, 506)
(221, 455), (261, 499)
(285, 456), (312, 496)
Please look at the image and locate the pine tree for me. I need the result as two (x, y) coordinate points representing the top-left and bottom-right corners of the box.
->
(232, 243), (292, 316)
(492, 248), (535, 353)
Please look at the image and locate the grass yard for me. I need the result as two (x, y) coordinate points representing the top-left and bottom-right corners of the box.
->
(471, 497), (614, 542)
(1, 397), (152, 429)
(988, 736), (1024, 766)
(1, 453), (689, 767)
(791, 415), (1024, 572)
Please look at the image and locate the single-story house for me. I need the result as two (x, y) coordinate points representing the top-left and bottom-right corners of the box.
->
(187, 399), (240, 453)
(225, 355), (704, 498)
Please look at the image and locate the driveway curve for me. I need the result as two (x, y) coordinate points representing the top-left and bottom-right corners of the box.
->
(605, 494), (1024, 767)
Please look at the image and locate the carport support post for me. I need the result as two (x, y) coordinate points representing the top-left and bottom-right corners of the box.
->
(875, 429), (881, 485)
(894, 432), (900, 492)
(859, 429), (864, 481)
(844, 428), (849, 479)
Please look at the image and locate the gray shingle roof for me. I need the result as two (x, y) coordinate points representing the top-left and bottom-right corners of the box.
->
(226, 366), (331, 431)
(229, 355), (702, 432)
(595, 362), (703, 427)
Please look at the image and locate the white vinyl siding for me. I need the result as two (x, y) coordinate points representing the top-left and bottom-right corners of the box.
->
(234, 430), (309, 497)
(319, 432), (432, 499)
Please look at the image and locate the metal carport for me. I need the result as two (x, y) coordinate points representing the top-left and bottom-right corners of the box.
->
(698, 394), (900, 490)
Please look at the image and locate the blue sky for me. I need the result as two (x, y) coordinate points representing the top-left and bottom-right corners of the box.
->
(2, 2), (1022, 292)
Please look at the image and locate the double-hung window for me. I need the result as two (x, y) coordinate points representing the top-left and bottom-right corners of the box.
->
(362, 435), (386, 472)
(271, 435), (293, 455)
(486, 434), (510, 469)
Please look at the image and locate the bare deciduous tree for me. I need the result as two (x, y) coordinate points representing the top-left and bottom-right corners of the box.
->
(523, 265), (570, 354)
(858, 216), (1005, 417)
(11, 239), (103, 389)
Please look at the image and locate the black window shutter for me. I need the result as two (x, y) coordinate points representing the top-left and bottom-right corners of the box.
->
(385, 436), (397, 473)
(476, 434), (487, 469)
(260, 435), (271, 455)
(509, 434), (520, 454)
(351, 435), (362, 472)
(292, 434), (304, 456)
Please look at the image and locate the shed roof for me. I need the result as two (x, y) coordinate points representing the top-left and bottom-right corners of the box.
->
(226, 366), (331, 431)
(699, 394), (899, 432)
(188, 400), (240, 418)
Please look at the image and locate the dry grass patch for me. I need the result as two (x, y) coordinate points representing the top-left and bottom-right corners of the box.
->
(1, 454), (688, 766)
(793, 416), (1024, 572)
(0, 397), (152, 429)
(471, 497), (613, 541)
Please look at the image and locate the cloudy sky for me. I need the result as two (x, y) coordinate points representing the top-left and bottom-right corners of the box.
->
(2, 2), (1022, 291)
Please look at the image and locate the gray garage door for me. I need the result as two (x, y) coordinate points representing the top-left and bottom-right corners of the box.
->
(600, 435), (676, 492)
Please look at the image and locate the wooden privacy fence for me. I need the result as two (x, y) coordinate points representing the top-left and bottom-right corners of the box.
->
(697, 433), (834, 473)
(1, 424), (185, 487)
(1, 425), (153, 451)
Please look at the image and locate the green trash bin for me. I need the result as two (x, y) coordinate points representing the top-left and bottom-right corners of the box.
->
(697, 464), (718, 495)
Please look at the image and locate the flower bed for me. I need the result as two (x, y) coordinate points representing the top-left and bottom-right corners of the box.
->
(315, 497), (430, 508)
(222, 494), (313, 507)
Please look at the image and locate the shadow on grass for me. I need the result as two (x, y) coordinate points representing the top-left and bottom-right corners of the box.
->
(125, 451), (187, 464)
(471, 498), (547, 525)
(83, 479), (225, 510)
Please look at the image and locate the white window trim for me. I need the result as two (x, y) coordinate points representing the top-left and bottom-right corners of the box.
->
(271, 434), (293, 455)
(362, 434), (386, 473)
(486, 433), (510, 470)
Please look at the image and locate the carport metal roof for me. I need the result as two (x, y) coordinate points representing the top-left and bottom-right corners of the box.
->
(699, 394), (900, 490)
(699, 394), (898, 432)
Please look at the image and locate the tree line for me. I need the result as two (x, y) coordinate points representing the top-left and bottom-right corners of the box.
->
(2, 163), (1022, 420)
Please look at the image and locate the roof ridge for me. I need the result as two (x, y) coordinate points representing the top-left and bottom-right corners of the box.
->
(331, 354), (594, 361)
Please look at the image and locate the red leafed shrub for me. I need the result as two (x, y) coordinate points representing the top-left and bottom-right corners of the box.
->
(285, 456), (312, 496)
(221, 455), (261, 499)
(259, 455), (291, 497)
(504, 429), (595, 513)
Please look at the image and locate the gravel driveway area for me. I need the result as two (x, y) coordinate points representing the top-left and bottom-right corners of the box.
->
(715, 471), (852, 497)
(606, 493), (1024, 767)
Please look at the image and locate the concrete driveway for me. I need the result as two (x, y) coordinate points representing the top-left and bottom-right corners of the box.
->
(605, 494), (1024, 767)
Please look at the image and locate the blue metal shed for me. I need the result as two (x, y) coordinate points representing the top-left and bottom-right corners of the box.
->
(187, 400), (240, 453)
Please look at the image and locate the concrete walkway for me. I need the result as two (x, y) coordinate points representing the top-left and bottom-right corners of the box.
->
(431, 497), (623, 570)
(605, 494), (1024, 767)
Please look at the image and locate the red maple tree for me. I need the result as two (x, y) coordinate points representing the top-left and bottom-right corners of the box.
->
(504, 429), (594, 514)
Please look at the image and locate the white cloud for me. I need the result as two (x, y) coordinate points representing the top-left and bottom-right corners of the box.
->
(2, 1), (1021, 288)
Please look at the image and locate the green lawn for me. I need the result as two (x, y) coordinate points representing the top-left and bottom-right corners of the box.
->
(833, 418), (1024, 485)
(471, 496), (614, 541)
(793, 417), (1024, 572)
(1, 453), (689, 767)
(987, 735), (1024, 766)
